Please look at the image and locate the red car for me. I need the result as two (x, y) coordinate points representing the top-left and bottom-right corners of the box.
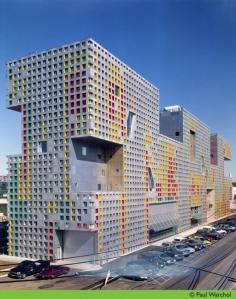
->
(36, 265), (70, 279)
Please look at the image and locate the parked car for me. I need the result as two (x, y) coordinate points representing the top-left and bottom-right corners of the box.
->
(198, 230), (222, 240)
(161, 242), (173, 248)
(215, 224), (236, 232)
(195, 228), (209, 234)
(168, 245), (190, 257)
(202, 226), (227, 236)
(163, 248), (184, 261)
(193, 235), (213, 246)
(223, 218), (236, 225)
(35, 265), (69, 279)
(185, 239), (205, 250)
(196, 228), (222, 240)
(212, 228), (227, 237)
(175, 243), (195, 254)
(172, 237), (186, 244)
(159, 253), (176, 265)
(8, 260), (50, 279)
(137, 252), (165, 268)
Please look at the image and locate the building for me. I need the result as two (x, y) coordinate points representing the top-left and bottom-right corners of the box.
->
(159, 107), (232, 228)
(231, 182), (236, 212)
(0, 176), (7, 182)
(6, 38), (232, 261)
(0, 176), (7, 197)
(0, 176), (8, 254)
(0, 221), (8, 255)
(0, 176), (7, 217)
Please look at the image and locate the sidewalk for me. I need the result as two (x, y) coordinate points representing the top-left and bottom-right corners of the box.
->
(0, 255), (30, 263)
(56, 258), (102, 272)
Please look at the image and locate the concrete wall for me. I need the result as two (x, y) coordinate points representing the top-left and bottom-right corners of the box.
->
(106, 146), (123, 191)
(231, 187), (236, 211)
(71, 138), (108, 192)
(70, 138), (123, 192)
(160, 110), (184, 143)
(62, 230), (97, 261)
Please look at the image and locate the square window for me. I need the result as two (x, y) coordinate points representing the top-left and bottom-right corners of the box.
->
(127, 111), (136, 138)
(38, 141), (47, 153)
(115, 85), (120, 97)
(190, 130), (196, 160)
(148, 167), (154, 191)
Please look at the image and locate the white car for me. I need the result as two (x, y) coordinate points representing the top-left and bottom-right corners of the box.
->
(213, 229), (227, 236)
(202, 226), (227, 236)
(172, 237), (186, 243)
(175, 244), (195, 254)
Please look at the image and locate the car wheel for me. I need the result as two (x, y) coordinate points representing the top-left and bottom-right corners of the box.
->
(21, 274), (26, 279)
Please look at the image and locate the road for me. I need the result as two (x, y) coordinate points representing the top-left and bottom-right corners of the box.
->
(0, 232), (236, 289)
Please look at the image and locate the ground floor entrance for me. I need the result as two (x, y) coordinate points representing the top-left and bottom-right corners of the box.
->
(54, 230), (98, 262)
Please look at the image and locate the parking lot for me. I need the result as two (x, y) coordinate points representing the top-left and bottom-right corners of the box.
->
(0, 216), (236, 289)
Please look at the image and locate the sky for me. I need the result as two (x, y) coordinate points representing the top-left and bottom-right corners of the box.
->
(0, 0), (235, 179)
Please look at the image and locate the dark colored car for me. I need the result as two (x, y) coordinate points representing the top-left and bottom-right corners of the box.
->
(171, 245), (191, 257)
(193, 236), (213, 246)
(161, 242), (173, 248)
(201, 231), (222, 240)
(196, 228), (210, 235)
(196, 228), (222, 240)
(222, 219), (236, 226)
(8, 260), (50, 279)
(137, 251), (165, 268)
(216, 224), (236, 232)
(185, 239), (205, 251)
(163, 248), (184, 261)
(36, 265), (70, 279)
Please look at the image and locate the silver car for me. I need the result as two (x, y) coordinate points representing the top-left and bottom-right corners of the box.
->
(175, 243), (195, 254)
